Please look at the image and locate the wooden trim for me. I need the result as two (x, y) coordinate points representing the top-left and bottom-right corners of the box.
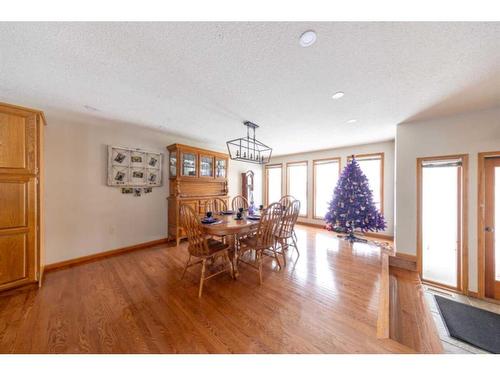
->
(416, 154), (468, 293)
(389, 253), (417, 272)
(477, 151), (500, 299)
(0, 101), (47, 125)
(264, 163), (283, 206)
(422, 279), (464, 294)
(467, 290), (479, 298)
(348, 153), (384, 214)
(296, 221), (394, 241)
(394, 252), (417, 262)
(377, 252), (390, 338)
(312, 157), (341, 220)
(358, 231), (393, 241)
(166, 143), (227, 158)
(286, 161), (309, 218)
(44, 238), (169, 272)
(296, 221), (325, 229)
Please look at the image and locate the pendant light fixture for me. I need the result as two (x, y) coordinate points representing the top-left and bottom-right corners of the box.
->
(226, 121), (272, 164)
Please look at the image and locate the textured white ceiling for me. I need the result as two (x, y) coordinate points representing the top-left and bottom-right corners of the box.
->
(0, 22), (499, 155)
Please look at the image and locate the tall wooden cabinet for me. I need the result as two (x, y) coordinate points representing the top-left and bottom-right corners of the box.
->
(0, 102), (45, 291)
(167, 144), (229, 245)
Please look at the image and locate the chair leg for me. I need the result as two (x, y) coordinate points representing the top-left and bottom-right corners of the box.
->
(198, 259), (207, 298)
(272, 245), (282, 270)
(280, 239), (287, 267)
(181, 255), (191, 280)
(292, 237), (300, 259)
(293, 229), (298, 242)
(257, 251), (263, 285)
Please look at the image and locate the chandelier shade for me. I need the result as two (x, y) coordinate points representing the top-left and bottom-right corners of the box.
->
(226, 121), (272, 164)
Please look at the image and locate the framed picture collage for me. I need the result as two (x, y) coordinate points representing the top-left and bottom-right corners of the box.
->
(107, 146), (163, 196)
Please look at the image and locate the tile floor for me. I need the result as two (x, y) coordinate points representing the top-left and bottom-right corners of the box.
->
(424, 286), (500, 354)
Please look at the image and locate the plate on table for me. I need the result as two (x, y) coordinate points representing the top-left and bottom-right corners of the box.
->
(201, 217), (218, 224)
(247, 215), (261, 220)
(220, 210), (234, 215)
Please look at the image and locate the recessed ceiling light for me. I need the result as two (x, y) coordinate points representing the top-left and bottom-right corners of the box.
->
(332, 91), (345, 100)
(299, 30), (317, 47)
(83, 104), (99, 112)
(346, 119), (357, 124)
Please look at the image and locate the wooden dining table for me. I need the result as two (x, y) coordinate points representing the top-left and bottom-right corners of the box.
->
(200, 214), (260, 277)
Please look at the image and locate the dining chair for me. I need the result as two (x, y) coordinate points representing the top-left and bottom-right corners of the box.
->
(231, 195), (249, 212)
(275, 199), (301, 267)
(237, 202), (283, 285)
(180, 204), (233, 297)
(202, 198), (228, 243)
(279, 195), (296, 209)
(279, 195), (298, 241)
(203, 197), (228, 214)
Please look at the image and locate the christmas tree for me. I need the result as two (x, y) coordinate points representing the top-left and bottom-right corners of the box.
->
(325, 157), (386, 242)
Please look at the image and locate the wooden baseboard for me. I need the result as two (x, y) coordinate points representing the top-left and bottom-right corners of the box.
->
(389, 252), (417, 272)
(296, 221), (324, 229)
(467, 291), (479, 298)
(44, 238), (169, 272)
(296, 222), (394, 241)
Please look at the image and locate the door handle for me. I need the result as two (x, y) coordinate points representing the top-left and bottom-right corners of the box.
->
(485, 226), (495, 233)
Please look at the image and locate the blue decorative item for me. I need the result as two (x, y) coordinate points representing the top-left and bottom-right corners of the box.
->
(325, 156), (386, 242)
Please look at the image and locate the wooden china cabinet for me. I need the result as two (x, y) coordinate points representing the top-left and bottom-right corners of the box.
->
(167, 144), (229, 245)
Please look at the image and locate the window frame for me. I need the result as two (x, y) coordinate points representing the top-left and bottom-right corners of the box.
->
(312, 157), (341, 220)
(286, 160), (309, 218)
(348, 152), (384, 214)
(264, 163), (283, 206)
(416, 154), (469, 294)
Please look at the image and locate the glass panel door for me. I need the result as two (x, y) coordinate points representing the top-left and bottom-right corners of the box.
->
(181, 152), (197, 177)
(169, 152), (177, 177)
(421, 159), (462, 288)
(200, 155), (214, 177)
(495, 167), (500, 282)
(484, 157), (500, 299)
(215, 158), (226, 178)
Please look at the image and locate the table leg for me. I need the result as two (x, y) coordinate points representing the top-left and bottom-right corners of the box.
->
(227, 233), (239, 279)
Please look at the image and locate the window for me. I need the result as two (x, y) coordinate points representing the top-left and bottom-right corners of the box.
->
(265, 164), (282, 205)
(313, 158), (340, 219)
(287, 161), (308, 216)
(350, 153), (384, 212)
(417, 156), (467, 291)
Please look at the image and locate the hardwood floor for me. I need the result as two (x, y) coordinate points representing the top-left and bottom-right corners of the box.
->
(0, 225), (414, 353)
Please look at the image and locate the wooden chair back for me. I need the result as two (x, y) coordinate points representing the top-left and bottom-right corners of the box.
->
(255, 202), (282, 249)
(180, 204), (209, 257)
(279, 195), (296, 210)
(231, 195), (249, 211)
(277, 199), (300, 239)
(203, 198), (228, 213)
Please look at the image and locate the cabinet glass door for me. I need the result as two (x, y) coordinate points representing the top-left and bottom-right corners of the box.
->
(200, 155), (214, 177)
(216, 158), (226, 178)
(169, 152), (177, 177)
(181, 152), (197, 177)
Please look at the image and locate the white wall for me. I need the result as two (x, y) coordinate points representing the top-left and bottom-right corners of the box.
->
(267, 140), (395, 236)
(44, 115), (261, 264)
(395, 106), (500, 292)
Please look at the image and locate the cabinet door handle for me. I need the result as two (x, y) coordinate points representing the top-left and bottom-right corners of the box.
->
(485, 226), (495, 232)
